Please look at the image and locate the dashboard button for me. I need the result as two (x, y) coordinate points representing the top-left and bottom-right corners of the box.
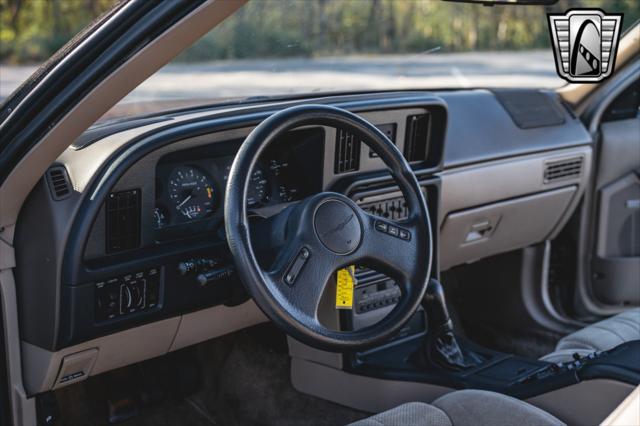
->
(120, 284), (132, 313)
(375, 221), (388, 233)
(284, 247), (311, 285)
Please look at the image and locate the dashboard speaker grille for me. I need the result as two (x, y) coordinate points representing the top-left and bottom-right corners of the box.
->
(493, 89), (566, 129)
(544, 157), (584, 183)
(334, 128), (361, 174)
(105, 189), (141, 253)
(45, 166), (72, 200)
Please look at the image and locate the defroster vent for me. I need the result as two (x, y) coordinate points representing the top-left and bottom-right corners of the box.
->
(544, 156), (584, 183)
(106, 189), (141, 253)
(45, 166), (72, 200)
(334, 128), (361, 174)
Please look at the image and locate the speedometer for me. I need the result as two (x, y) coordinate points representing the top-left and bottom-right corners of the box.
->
(168, 166), (215, 221)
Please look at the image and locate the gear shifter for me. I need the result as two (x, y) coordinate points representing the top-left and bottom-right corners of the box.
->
(421, 279), (481, 371)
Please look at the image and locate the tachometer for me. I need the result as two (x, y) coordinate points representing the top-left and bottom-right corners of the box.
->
(168, 166), (215, 221)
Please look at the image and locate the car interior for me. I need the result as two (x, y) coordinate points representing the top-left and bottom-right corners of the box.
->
(0, 1), (639, 425)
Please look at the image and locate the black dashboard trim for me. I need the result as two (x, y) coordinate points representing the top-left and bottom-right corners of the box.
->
(65, 95), (447, 281)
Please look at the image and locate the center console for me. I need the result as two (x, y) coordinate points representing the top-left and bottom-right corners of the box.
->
(349, 332), (640, 399)
(323, 169), (640, 406)
(343, 278), (639, 400)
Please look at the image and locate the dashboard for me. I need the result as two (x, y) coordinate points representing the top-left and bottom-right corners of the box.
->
(14, 90), (593, 395)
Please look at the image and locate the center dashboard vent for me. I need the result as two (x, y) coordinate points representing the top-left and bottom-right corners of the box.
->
(404, 113), (430, 162)
(544, 156), (584, 183)
(45, 166), (72, 200)
(334, 128), (361, 174)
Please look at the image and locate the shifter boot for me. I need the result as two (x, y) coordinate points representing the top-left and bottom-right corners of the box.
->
(420, 280), (482, 371)
(425, 321), (482, 371)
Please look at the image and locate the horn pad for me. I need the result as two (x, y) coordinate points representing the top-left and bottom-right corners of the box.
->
(313, 199), (362, 255)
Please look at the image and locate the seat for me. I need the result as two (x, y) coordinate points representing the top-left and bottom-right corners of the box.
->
(349, 389), (564, 426)
(542, 308), (640, 363)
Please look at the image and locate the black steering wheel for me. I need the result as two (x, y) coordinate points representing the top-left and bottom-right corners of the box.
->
(225, 104), (432, 351)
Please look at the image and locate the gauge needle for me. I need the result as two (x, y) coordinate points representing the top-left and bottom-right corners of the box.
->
(177, 195), (192, 208)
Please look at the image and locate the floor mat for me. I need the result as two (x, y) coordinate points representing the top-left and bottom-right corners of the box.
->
(197, 325), (368, 426)
(54, 379), (215, 426)
(53, 324), (367, 426)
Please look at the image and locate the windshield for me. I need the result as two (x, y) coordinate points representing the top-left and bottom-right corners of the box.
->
(2, 0), (638, 122)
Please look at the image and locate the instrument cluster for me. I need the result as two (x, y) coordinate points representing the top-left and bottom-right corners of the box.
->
(154, 128), (324, 238)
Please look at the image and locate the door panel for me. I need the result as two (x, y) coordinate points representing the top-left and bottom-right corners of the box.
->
(592, 117), (640, 305)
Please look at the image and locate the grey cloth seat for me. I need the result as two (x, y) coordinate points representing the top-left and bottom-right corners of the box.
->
(349, 389), (564, 426)
(541, 308), (640, 363)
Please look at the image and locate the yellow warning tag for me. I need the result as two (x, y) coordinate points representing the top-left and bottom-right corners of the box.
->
(336, 266), (355, 309)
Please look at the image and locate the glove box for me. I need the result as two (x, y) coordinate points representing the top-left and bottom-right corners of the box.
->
(440, 186), (577, 269)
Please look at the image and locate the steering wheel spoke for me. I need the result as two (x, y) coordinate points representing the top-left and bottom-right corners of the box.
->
(355, 211), (423, 282)
(267, 245), (337, 321)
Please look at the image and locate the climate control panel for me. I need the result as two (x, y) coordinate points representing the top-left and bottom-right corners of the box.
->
(358, 195), (409, 221)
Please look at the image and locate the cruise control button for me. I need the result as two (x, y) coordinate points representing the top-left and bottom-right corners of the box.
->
(375, 221), (388, 232)
(300, 247), (310, 259)
(398, 229), (411, 240)
(387, 225), (399, 237)
(284, 247), (311, 285)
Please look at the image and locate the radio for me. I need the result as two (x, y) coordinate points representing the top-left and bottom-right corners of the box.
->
(355, 278), (401, 314)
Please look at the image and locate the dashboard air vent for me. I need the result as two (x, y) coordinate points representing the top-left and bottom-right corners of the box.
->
(544, 157), (583, 183)
(404, 113), (430, 162)
(105, 189), (141, 254)
(45, 166), (72, 200)
(334, 128), (361, 174)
